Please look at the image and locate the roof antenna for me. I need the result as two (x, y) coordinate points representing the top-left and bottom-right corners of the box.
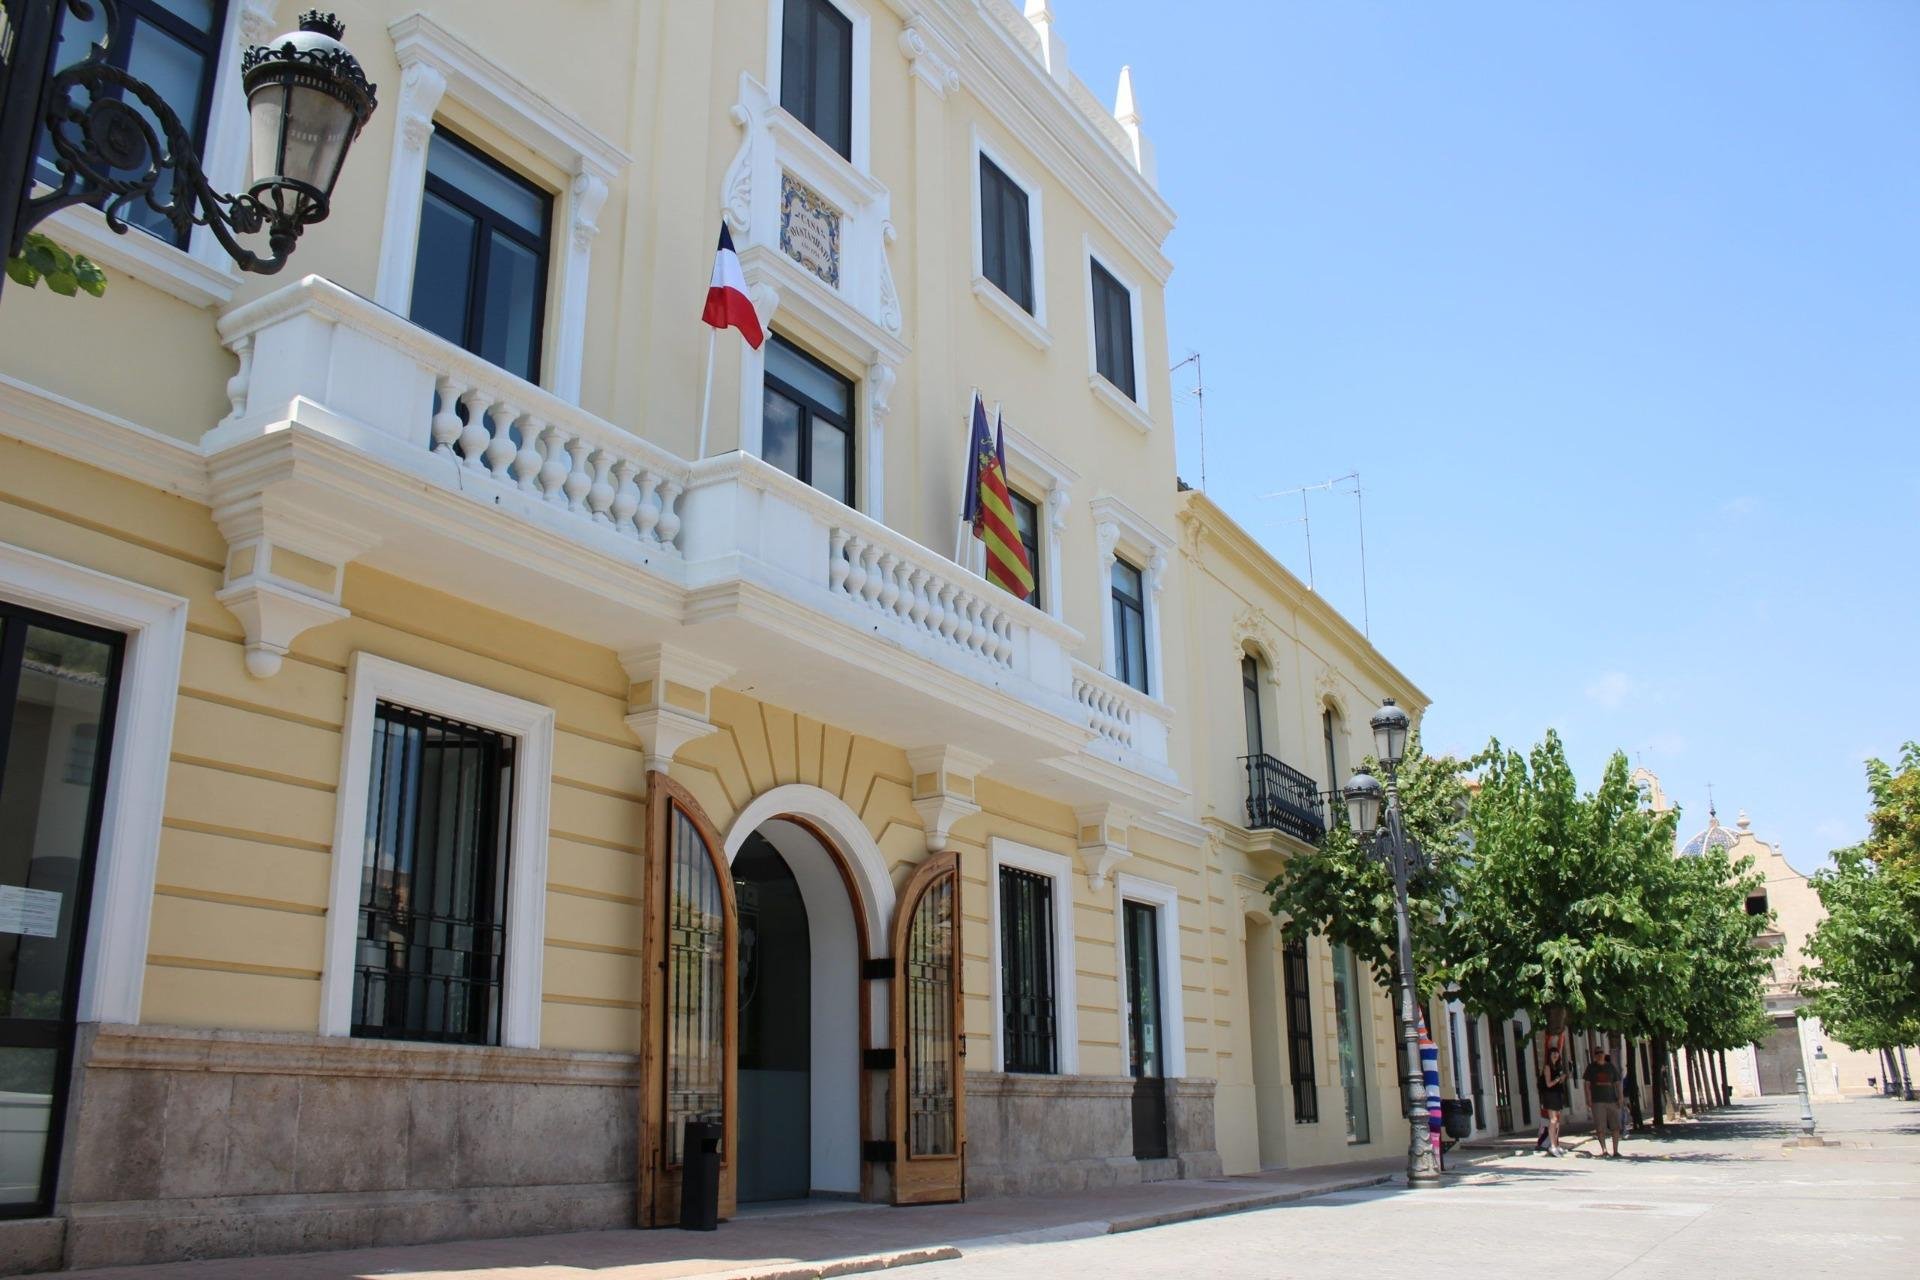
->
(1171, 351), (1206, 491)
(1260, 472), (1370, 637)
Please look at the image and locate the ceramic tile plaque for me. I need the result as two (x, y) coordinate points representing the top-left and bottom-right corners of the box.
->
(780, 171), (842, 289)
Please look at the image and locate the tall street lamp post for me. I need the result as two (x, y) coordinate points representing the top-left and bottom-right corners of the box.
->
(0, 4), (377, 294)
(1344, 697), (1441, 1187)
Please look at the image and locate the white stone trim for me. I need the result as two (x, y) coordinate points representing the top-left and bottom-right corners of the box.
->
(721, 783), (897, 959)
(1089, 494), (1173, 701)
(0, 541), (188, 1027)
(378, 13), (630, 404)
(987, 837), (1078, 1075)
(321, 653), (555, 1048)
(766, 0), (873, 174)
(0, 373), (209, 502)
(970, 128), (1050, 340)
(1113, 871), (1186, 1076)
(1082, 235), (1151, 424)
(998, 424), (1077, 620)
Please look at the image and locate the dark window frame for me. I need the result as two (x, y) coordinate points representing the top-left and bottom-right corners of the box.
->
(351, 701), (516, 1048)
(762, 333), (858, 507)
(978, 152), (1036, 314)
(780, 0), (854, 160)
(998, 865), (1058, 1074)
(38, 0), (229, 249)
(1111, 555), (1149, 695)
(414, 127), (554, 384)
(1090, 257), (1137, 400)
(1007, 487), (1042, 610)
(1282, 940), (1319, 1124)
(1322, 706), (1340, 792)
(1242, 652), (1265, 760)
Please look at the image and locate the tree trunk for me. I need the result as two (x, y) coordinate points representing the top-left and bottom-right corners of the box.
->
(1718, 1050), (1731, 1104)
(1650, 1035), (1669, 1130)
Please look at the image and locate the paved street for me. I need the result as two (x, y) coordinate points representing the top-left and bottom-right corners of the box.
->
(944, 1097), (1920, 1279)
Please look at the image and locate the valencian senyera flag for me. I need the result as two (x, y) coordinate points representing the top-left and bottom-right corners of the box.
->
(960, 394), (1034, 599)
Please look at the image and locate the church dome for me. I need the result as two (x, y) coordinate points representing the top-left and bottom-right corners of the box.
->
(1680, 809), (1738, 857)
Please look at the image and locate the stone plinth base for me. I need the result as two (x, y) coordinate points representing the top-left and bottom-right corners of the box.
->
(963, 1073), (1221, 1197)
(0, 1218), (65, 1277)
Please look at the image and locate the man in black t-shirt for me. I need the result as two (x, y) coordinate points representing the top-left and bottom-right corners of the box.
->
(1585, 1046), (1624, 1157)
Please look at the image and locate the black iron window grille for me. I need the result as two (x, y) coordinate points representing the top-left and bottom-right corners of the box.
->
(1466, 1014), (1486, 1119)
(352, 701), (513, 1046)
(35, 0), (227, 248)
(979, 152), (1034, 313)
(1242, 753), (1327, 844)
(1489, 1025), (1514, 1131)
(780, 0), (852, 160)
(1090, 258), (1136, 400)
(1510, 1020), (1532, 1125)
(905, 872), (956, 1156)
(998, 865), (1056, 1074)
(1282, 940), (1319, 1123)
(664, 803), (726, 1167)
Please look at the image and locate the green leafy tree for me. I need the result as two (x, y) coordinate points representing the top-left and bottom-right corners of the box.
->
(1441, 732), (1680, 1038)
(5, 233), (107, 298)
(1665, 844), (1778, 1054)
(1801, 744), (1920, 1051)
(1263, 736), (1472, 1002)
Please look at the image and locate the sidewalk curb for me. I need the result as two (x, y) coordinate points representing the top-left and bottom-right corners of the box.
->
(1101, 1171), (1397, 1234)
(715, 1245), (963, 1280)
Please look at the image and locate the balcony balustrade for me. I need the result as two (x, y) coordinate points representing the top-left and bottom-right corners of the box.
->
(207, 276), (1183, 809)
(1241, 753), (1330, 845)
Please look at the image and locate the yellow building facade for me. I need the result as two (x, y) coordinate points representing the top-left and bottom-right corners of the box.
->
(0, 2), (1437, 1270)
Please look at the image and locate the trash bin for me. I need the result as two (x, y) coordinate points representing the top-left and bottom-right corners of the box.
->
(1441, 1097), (1476, 1141)
(679, 1118), (723, 1231)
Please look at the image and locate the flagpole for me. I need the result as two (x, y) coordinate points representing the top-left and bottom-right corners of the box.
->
(696, 327), (717, 461)
(954, 387), (979, 564)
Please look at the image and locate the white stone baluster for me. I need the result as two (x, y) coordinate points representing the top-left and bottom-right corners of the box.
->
(539, 427), (572, 503)
(950, 589), (973, 648)
(656, 479), (683, 549)
(877, 553), (901, 613)
(563, 437), (593, 513)
(611, 460), (640, 536)
(933, 582), (956, 639)
(514, 416), (547, 491)
(224, 334), (253, 419)
(457, 389), (493, 470)
(635, 470), (663, 544)
(432, 375), (464, 456)
(829, 529), (851, 593)
(843, 535), (868, 599)
(586, 450), (616, 525)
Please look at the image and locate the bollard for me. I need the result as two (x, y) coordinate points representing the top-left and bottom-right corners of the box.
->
(1796, 1067), (1815, 1137)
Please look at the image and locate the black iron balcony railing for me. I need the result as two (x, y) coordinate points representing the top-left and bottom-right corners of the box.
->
(1241, 753), (1331, 844)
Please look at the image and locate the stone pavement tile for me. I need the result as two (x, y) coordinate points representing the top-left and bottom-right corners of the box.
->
(54, 1156), (1414, 1280)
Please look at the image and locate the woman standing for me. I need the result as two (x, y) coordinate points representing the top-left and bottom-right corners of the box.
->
(1539, 1037), (1571, 1156)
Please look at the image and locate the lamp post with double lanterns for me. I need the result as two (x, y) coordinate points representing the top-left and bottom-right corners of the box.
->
(1343, 696), (1442, 1187)
(0, 3), (377, 294)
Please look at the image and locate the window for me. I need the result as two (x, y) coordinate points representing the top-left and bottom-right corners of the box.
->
(1008, 489), (1042, 609)
(38, 0), (227, 247)
(1090, 259), (1136, 400)
(1746, 892), (1769, 916)
(979, 154), (1035, 313)
(780, 0), (853, 159)
(763, 335), (856, 506)
(1242, 654), (1265, 761)
(410, 129), (553, 384)
(1111, 557), (1149, 694)
(999, 866), (1057, 1074)
(352, 702), (514, 1046)
(1331, 943), (1371, 1144)
(1322, 706), (1340, 793)
(1282, 941), (1318, 1123)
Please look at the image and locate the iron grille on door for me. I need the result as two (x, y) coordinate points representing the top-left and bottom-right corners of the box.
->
(999, 866), (1056, 1074)
(1281, 941), (1319, 1123)
(905, 874), (956, 1156)
(665, 804), (726, 1166)
(353, 702), (514, 1046)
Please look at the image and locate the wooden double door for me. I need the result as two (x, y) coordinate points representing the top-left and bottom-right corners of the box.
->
(638, 778), (965, 1224)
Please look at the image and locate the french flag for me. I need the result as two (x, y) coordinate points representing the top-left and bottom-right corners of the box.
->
(702, 223), (764, 349)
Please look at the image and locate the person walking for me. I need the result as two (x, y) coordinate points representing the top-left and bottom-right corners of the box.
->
(1586, 1045), (1624, 1157)
(1539, 1037), (1570, 1156)
(1621, 1054), (1641, 1133)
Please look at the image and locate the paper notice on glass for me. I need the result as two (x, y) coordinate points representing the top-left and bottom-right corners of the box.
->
(0, 885), (62, 938)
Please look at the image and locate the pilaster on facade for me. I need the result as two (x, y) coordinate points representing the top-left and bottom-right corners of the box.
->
(621, 644), (733, 773)
(906, 745), (989, 851)
(1075, 802), (1131, 889)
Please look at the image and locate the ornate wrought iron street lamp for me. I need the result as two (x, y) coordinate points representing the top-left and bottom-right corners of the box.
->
(1, 4), (376, 286)
(1343, 696), (1442, 1187)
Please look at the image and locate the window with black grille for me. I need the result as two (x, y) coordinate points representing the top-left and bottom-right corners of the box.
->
(1282, 940), (1319, 1123)
(781, 0), (853, 159)
(1090, 259), (1136, 400)
(979, 154), (1035, 313)
(999, 866), (1057, 1073)
(352, 702), (514, 1046)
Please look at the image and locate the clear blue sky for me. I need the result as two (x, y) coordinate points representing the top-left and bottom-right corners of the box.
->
(1064, 1), (1919, 872)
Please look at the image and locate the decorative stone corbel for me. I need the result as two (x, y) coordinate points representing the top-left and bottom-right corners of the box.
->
(878, 221), (902, 335)
(899, 19), (961, 98)
(1045, 483), (1070, 533)
(1075, 803), (1131, 890)
(212, 495), (368, 678)
(906, 746), (989, 853)
(621, 644), (732, 773)
(721, 98), (757, 235)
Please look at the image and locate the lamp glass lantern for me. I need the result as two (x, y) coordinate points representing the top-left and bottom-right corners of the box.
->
(1344, 769), (1384, 838)
(1370, 697), (1410, 768)
(242, 12), (378, 229)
